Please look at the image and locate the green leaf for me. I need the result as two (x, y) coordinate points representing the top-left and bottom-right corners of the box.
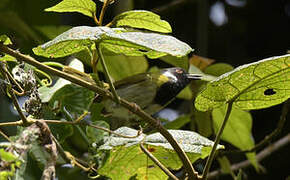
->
(39, 58), (84, 103)
(195, 54), (290, 111)
(204, 63), (234, 76)
(0, 35), (12, 45)
(212, 105), (258, 169)
(177, 85), (192, 100)
(86, 121), (110, 145)
(164, 115), (191, 129)
(112, 10), (172, 33)
(217, 156), (233, 174)
(34, 25), (72, 40)
(33, 26), (192, 59)
(0, 149), (17, 162)
(45, 0), (96, 18)
(0, 54), (16, 62)
(159, 55), (189, 71)
(193, 110), (212, 137)
(97, 54), (148, 81)
(98, 127), (224, 179)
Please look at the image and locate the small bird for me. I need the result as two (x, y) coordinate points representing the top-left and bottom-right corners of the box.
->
(104, 67), (202, 129)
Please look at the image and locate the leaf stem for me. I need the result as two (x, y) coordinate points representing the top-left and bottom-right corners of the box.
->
(0, 44), (198, 180)
(97, 45), (120, 104)
(202, 101), (233, 180)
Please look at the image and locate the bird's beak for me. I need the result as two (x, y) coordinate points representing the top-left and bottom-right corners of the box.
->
(186, 73), (202, 80)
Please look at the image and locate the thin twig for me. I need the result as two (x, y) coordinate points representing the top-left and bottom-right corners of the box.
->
(208, 133), (290, 179)
(0, 44), (198, 179)
(221, 99), (290, 155)
(0, 129), (12, 143)
(202, 102), (233, 180)
(97, 45), (120, 104)
(98, 0), (110, 26)
(0, 63), (28, 125)
(140, 141), (179, 180)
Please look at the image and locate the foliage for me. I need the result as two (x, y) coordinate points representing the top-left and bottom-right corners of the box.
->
(0, 0), (289, 180)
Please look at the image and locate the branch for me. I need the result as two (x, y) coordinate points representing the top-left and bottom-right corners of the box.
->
(208, 133), (290, 179)
(0, 44), (198, 179)
(221, 99), (290, 155)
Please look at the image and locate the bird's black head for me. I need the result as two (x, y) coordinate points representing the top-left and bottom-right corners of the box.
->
(154, 67), (201, 105)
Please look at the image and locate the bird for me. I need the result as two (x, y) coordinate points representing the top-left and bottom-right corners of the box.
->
(103, 67), (202, 129)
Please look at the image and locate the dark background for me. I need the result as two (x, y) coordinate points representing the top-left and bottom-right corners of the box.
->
(0, 0), (289, 179)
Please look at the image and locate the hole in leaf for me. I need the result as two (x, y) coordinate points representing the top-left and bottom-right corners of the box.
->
(264, 88), (276, 96)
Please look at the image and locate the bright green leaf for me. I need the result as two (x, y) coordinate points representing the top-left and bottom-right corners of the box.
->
(45, 0), (96, 18)
(212, 105), (258, 169)
(33, 26), (192, 59)
(112, 10), (172, 33)
(0, 54), (16, 62)
(0, 149), (17, 162)
(0, 35), (12, 45)
(98, 127), (224, 179)
(195, 54), (290, 111)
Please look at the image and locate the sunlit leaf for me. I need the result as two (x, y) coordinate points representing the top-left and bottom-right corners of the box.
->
(33, 26), (192, 59)
(212, 105), (258, 169)
(0, 34), (12, 45)
(0, 54), (16, 62)
(45, 0), (96, 18)
(0, 149), (17, 162)
(98, 127), (224, 180)
(112, 10), (172, 33)
(195, 54), (290, 111)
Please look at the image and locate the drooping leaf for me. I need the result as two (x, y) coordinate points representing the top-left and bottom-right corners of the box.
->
(0, 54), (16, 62)
(159, 55), (189, 70)
(97, 54), (148, 81)
(45, 0), (96, 18)
(98, 127), (224, 180)
(217, 156), (233, 174)
(195, 54), (290, 111)
(0, 34), (12, 45)
(33, 26), (192, 59)
(164, 115), (191, 129)
(112, 10), (172, 33)
(212, 105), (258, 169)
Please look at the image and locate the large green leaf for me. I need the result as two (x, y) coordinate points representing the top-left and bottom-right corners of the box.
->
(212, 105), (258, 169)
(45, 0), (96, 18)
(98, 127), (223, 180)
(33, 26), (192, 59)
(112, 10), (172, 33)
(195, 54), (290, 111)
(97, 54), (148, 81)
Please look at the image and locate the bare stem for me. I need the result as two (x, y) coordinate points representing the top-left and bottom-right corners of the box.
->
(0, 44), (198, 179)
(140, 141), (179, 180)
(221, 99), (290, 155)
(97, 45), (120, 104)
(202, 102), (233, 180)
(99, 0), (110, 26)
